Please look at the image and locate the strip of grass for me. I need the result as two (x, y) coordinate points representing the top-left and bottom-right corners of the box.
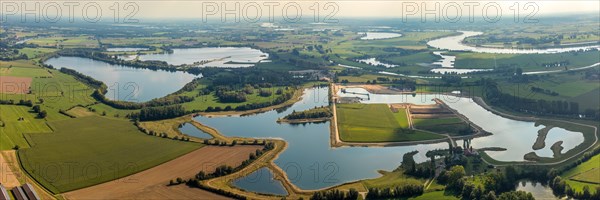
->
(18, 116), (202, 194)
(336, 104), (444, 142)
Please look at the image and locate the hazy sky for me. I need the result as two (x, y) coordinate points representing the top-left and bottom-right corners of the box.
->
(2, 1), (599, 22)
(131, 1), (599, 18)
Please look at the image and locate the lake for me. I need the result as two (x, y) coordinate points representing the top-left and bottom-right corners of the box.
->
(193, 87), (585, 191)
(44, 56), (198, 102)
(359, 32), (402, 40)
(194, 87), (449, 190)
(232, 167), (288, 196)
(428, 31), (600, 54)
(120, 47), (268, 68)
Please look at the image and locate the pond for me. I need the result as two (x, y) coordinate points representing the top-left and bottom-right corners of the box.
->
(427, 31), (600, 54)
(516, 181), (557, 200)
(233, 167), (288, 196)
(359, 32), (402, 40)
(106, 47), (149, 52)
(178, 123), (213, 139)
(120, 47), (268, 68)
(44, 56), (198, 102)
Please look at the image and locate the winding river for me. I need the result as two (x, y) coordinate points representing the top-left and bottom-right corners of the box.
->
(427, 31), (600, 54)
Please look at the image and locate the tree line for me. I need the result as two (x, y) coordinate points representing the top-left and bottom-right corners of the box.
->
(283, 106), (332, 120)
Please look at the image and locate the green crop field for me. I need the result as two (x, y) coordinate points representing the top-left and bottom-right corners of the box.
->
(336, 104), (444, 142)
(562, 154), (600, 193)
(0, 66), (51, 77)
(0, 105), (52, 150)
(18, 48), (57, 59)
(1, 67), (97, 121)
(18, 116), (202, 193)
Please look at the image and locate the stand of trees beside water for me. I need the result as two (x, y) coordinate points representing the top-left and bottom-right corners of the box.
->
(480, 78), (599, 120)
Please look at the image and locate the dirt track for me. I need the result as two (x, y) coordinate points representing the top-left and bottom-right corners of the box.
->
(0, 76), (32, 94)
(64, 145), (262, 200)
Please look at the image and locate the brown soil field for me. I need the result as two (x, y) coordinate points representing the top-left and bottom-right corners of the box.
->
(0, 76), (32, 94)
(64, 145), (262, 199)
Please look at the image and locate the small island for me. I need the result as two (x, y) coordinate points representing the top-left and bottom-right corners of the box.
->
(277, 106), (333, 124)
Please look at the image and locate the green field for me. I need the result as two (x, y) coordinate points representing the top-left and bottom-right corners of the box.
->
(409, 191), (459, 200)
(0, 66), (51, 77)
(18, 116), (202, 193)
(18, 48), (57, 59)
(562, 154), (600, 193)
(336, 104), (444, 142)
(0, 105), (52, 150)
(362, 170), (425, 189)
(452, 50), (600, 71)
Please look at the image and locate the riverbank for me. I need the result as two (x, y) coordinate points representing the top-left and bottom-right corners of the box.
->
(472, 97), (598, 166)
(276, 117), (330, 124)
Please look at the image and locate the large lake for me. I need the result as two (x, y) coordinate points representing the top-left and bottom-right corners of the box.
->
(120, 47), (268, 68)
(428, 31), (600, 54)
(191, 87), (585, 191)
(45, 56), (198, 102)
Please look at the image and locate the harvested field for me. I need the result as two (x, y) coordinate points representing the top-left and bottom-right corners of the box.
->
(65, 106), (96, 117)
(0, 151), (21, 188)
(409, 103), (476, 136)
(64, 145), (262, 199)
(409, 105), (452, 115)
(0, 76), (32, 94)
(411, 114), (456, 119)
(570, 168), (600, 184)
(0, 151), (55, 200)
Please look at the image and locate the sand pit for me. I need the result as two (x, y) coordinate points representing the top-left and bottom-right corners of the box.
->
(64, 145), (262, 199)
(0, 76), (32, 94)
